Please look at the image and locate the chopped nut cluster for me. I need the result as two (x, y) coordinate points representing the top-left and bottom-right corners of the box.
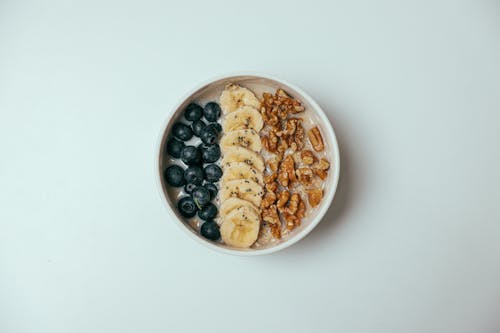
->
(259, 89), (331, 239)
(261, 117), (305, 156)
(262, 89), (305, 125)
(261, 89), (306, 158)
(261, 173), (281, 237)
(262, 179), (306, 232)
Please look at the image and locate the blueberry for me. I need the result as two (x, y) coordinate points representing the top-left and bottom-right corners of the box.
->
(184, 103), (203, 121)
(177, 196), (197, 218)
(200, 220), (220, 241)
(199, 143), (221, 163)
(207, 123), (222, 133)
(204, 183), (218, 200)
(166, 137), (184, 158)
(198, 203), (218, 220)
(184, 183), (197, 195)
(172, 123), (193, 141)
(199, 127), (218, 145)
(192, 186), (211, 208)
(163, 165), (185, 187)
(204, 102), (221, 122)
(184, 165), (204, 185)
(204, 164), (222, 183)
(181, 145), (201, 165)
(191, 119), (206, 137)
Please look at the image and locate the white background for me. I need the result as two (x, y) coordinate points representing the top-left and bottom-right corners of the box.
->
(1, 1), (499, 332)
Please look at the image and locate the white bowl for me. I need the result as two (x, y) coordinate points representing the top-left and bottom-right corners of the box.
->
(157, 73), (340, 256)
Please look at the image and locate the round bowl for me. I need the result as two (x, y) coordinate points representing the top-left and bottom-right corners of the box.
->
(157, 73), (340, 256)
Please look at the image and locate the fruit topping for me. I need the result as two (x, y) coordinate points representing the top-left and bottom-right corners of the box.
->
(172, 122), (193, 141)
(164, 165), (185, 187)
(184, 103), (203, 122)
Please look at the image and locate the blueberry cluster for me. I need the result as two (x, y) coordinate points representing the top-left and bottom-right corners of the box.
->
(163, 102), (223, 241)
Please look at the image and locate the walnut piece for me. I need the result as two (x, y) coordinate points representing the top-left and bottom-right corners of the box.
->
(261, 191), (276, 209)
(313, 169), (328, 180)
(312, 158), (329, 180)
(265, 181), (278, 193)
(261, 95), (280, 128)
(285, 193), (300, 214)
(269, 130), (279, 152)
(316, 158), (330, 170)
(262, 203), (281, 237)
(285, 118), (298, 136)
(270, 222), (281, 239)
(307, 126), (325, 152)
(276, 190), (290, 211)
(268, 159), (279, 172)
(281, 194), (304, 230)
(297, 199), (306, 219)
(277, 106), (288, 120)
(294, 120), (305, 150)
(277, 170), (289, 187)
(292, 151), (302, 164)
(261, 136), (269, 151)
(276, 89), (305, 114)
(300, 150), (316, 165)
(262, 205), (280, 239)
(262, 205), (279, 223)
(277, 135), (288, 154)
(306, 158), (328, 180)
(264, 172), (277, 184)
(283, 118), (305, 152)
(282, 212), (300, 230)
(307, 188), (323, 207)
(278, 155), (297, 186)
(296, 167), (314, 185)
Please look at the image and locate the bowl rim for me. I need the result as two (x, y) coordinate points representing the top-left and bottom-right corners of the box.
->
(156, 72), (340, 256)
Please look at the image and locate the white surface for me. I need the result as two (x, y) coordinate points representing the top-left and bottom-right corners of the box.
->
(1, 1), (499, 332)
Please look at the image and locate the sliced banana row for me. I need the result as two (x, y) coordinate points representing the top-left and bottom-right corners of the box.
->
(218, 84), (264, 248)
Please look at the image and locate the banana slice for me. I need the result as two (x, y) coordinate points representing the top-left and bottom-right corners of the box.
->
(219, 197), (260, 219)
(222, 106), (263, 132)
(220, 206), (260, 248)
(222, 162), (264, 185)
(220, 129), (262, 153)
(219, 84), (261, 114)
(220, 179), (263, 207)
(221, 147), (265, 172)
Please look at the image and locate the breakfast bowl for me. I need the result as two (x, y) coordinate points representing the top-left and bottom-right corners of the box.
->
(157, 73), (340, 256)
